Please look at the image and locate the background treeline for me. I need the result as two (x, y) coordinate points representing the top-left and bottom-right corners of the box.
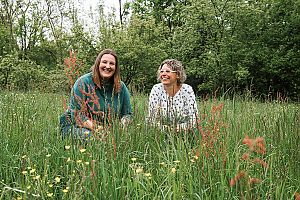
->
(0, 0), (299, 100)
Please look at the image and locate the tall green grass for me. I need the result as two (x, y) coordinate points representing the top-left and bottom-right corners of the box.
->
(0, 91), (299, 199)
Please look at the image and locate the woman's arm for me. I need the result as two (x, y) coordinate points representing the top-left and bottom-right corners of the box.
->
(118, 82), (132, 127)
(147, 85), (160, 123)
(187, 86), (199, 125)
(120, 82), (133, 118)
(69, 78), (90, 125)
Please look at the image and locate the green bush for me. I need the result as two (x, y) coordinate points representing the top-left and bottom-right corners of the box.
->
(0, 53), (46, 91)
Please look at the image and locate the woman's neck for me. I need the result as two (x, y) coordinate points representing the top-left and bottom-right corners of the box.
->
(164, 84), (181, 97)
(102, 78), (113, 84)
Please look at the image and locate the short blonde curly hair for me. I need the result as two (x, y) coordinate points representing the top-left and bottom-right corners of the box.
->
(157, 59), (187, 85)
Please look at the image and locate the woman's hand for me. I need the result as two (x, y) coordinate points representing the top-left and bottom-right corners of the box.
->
(82, 119), (94, 131)
(121, 116), (132, 128)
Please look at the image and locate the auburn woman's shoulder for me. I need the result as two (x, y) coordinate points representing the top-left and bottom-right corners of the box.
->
(120, 81), (130, 91)
(75, 73), (93, 84)
(120, 81), (127, 87)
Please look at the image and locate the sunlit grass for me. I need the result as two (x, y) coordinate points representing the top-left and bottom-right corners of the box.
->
(0, 91), (299, 199)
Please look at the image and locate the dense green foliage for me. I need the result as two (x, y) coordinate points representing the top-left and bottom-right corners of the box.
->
(0, 91), (299, 199)
(0, 0), (299, 100)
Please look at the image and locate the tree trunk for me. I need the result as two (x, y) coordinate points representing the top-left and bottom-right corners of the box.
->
(119, 0), (122, 25)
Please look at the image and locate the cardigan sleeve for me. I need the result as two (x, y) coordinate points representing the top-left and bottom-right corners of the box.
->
(68, 78), (90, 124)
(120, 82), (132, 118)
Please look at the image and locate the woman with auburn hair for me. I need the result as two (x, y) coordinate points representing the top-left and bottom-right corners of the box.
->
(60, 49), (132, 141)
(147, 59), (198, 131)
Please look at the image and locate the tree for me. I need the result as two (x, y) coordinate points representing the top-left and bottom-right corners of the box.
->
(111, 15), (167, 91)
(0, 0), (20, 55)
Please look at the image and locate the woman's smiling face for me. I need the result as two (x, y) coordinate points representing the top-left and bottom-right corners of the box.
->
(159, 64), (178, 86)
(99, 54), (116, 81)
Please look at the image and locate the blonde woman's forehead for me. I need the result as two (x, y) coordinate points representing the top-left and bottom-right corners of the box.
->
(161, 64), (172, 69)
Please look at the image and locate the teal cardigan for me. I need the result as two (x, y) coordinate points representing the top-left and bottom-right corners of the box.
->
(62, 72), (132, 127)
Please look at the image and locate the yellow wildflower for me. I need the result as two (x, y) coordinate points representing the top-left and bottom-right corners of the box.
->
(33, 175), (40, 180)
(55, 177), (60, 183)
(80, 148), (86, 153)
(131, 157), (137, 161)
(136, 167), (143, 174)
(64, 145), (71, 150)
(47, 192), (53, 197)
(144, 173), (151, 177)
(171, 168), (176, 173)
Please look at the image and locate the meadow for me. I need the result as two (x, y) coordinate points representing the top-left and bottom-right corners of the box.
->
(0, 91), (299, 199)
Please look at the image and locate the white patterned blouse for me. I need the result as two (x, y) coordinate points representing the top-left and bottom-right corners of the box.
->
(147, 83), (199, 129)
